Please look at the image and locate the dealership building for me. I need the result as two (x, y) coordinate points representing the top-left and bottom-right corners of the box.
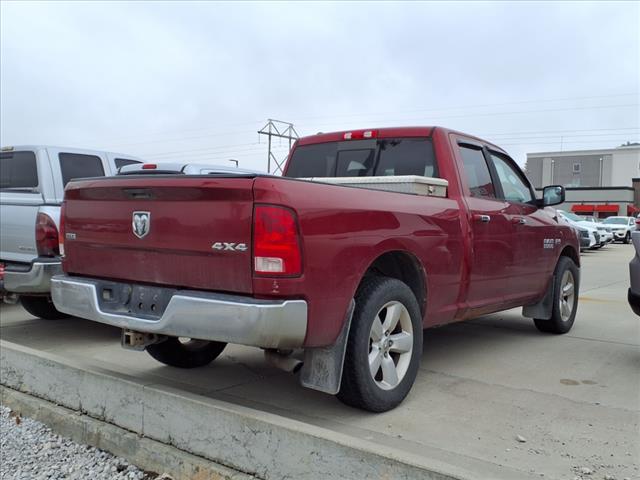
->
(525, 144), (640, 218)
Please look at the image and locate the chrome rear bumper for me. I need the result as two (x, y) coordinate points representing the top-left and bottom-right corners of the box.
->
(3, 259), (62, 293)
(51, 275), (308, 349)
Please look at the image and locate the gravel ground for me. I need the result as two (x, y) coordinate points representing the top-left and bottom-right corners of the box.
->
(0, 406), (164, 480)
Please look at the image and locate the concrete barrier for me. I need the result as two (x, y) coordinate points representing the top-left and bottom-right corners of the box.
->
(0, 340), (520, 480)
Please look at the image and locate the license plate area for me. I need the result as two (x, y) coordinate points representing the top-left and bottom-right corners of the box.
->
(97, 281), (176, 320)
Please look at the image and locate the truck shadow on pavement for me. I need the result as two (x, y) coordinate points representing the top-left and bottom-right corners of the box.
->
(1, 302), (556, 416)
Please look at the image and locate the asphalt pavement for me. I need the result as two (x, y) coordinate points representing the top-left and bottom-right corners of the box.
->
(1, 242), (638, 480)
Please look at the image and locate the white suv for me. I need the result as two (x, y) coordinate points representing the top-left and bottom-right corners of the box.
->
(602, 216), (637, 244)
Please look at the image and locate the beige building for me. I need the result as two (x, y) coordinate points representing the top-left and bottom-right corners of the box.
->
(525, 145), (640, 218)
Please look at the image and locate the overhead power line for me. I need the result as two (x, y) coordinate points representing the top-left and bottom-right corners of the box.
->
(297, 103), (639, 132)
(291, 92), (638, 123)
(478, 126), (639, 136)
(96, 92), (636, 149)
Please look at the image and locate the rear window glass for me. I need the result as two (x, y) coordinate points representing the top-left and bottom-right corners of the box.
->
(0, 151), (38, 190)
(115, 158), (141, 169)
(285, 137), (438, 178)
(59, 153), (105, 186)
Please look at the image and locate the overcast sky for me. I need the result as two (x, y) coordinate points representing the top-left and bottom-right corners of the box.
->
(1, 1), (638, 171)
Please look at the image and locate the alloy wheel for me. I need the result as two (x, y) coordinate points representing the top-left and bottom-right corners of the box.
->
(368, 301), (414, 390)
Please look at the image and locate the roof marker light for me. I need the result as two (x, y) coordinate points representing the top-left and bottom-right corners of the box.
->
(343, 130), (377, 141)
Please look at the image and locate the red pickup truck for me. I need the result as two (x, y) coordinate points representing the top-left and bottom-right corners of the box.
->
(51, 127), (580, 412)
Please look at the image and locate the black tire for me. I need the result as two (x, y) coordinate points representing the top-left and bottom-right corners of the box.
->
(338, 276), (423, 412)
(146, 337), (226, 368)
(20, 296), (68, 320)
(534, 256), (579, 334)
(624, 232), (631, 244)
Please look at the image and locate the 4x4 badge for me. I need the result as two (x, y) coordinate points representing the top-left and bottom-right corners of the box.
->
(132, 211), (151, 239)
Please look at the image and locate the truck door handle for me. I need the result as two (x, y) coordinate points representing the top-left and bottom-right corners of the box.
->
(473, 214), (491, 223)
(512, 217), (527, 225)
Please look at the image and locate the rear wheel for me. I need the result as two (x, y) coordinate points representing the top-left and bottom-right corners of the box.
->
(20, 296), (68, 320)
(338, 276), (422, 412)
(534, 256), (579, 334)
(146, 337), (226, 368)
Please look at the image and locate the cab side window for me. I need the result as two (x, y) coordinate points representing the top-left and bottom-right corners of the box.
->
(459, 145), (496, 198)
(489, 152), (533, 204)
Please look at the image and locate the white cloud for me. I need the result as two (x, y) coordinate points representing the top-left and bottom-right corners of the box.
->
(1, 1), (638, 170)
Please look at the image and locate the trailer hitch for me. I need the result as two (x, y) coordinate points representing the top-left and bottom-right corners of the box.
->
(121, 329), (166, 351)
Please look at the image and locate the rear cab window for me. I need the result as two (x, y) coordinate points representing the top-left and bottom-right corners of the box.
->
(0, 151), (38, 191)
(114, 158), (141, 169)
(59, 153), (105, 186)
(285, 137), (438, 179)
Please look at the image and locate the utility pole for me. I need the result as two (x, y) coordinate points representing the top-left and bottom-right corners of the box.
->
(257, 119), (299, 174)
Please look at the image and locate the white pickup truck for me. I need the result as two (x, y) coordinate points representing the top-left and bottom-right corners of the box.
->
(0, 145), (142, 318)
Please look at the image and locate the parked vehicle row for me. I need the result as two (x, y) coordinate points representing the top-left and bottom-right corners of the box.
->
(555, 211), (639, 251)
(576, 214), (637, 244)
(0, 146), (142, 318)
(45, 126), (582, 412)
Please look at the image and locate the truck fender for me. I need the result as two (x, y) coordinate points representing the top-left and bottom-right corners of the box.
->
(300, 300), (355, 394)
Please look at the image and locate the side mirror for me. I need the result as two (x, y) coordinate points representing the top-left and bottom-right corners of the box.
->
(540, 185), (565, 207)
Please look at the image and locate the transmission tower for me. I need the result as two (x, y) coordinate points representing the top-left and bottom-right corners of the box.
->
(257, 119), (300, 174)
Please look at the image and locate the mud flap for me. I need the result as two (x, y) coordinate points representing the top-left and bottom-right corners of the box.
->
(522, 275), (556, 320)
(300, 300), (355, 395)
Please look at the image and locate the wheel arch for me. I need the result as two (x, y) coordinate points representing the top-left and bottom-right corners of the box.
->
(559, 244), (580, 268)
(357, 250), (427, 317)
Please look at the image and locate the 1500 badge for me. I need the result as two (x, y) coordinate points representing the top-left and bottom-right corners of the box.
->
(543, 238), (561, 249)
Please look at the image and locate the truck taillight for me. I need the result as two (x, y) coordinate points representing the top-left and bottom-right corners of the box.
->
(253, 205), (302, 276)
(58, 202), (66, 257)
(35, 212), (59, 257)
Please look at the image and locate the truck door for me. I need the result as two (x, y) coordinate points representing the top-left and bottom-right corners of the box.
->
(486, 150), (551, 298)
(454, 141), (521, 309)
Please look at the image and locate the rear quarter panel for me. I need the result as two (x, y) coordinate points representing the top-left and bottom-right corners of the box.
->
(253, 177), (465, 347)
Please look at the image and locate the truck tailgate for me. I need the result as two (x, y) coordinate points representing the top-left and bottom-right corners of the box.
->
(62, 176), (255, 294)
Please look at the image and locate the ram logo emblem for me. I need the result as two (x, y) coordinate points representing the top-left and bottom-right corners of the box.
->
(132, 211), (151, 239)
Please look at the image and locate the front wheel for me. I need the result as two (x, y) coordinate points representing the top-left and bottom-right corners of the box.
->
(338, 277), (422, 412)
(534, 256), (579, 334)
(20, 296), (68, 320)
(146, 337), (226, 368)
(624, 232), (631, 244)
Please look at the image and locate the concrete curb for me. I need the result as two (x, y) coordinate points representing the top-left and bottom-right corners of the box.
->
(0, 339), (501, 480)
(1, 386), (255, 480)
